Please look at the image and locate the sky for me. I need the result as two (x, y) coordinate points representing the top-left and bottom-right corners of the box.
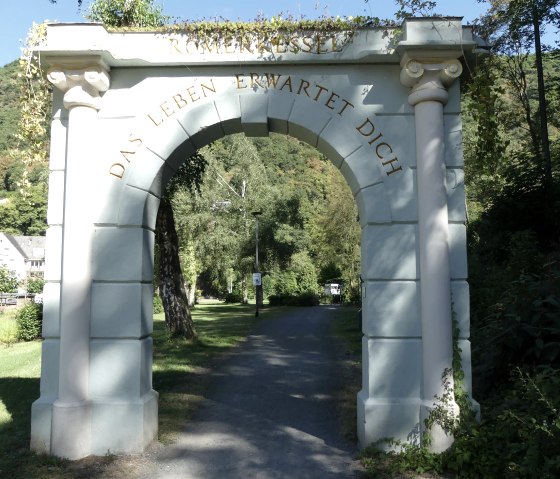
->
(0, 0), (496, 67)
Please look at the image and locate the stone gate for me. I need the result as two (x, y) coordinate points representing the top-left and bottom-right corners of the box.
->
(31, 18), (483, 459)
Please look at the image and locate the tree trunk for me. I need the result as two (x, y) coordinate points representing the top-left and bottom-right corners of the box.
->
(532, 5), (553, 189)
(156, 195), (197, 339)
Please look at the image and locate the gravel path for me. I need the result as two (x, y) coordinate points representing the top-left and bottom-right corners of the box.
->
(145, 305), (363, 479)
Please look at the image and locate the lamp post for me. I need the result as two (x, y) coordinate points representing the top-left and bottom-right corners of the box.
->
(252, 211), (263, 317)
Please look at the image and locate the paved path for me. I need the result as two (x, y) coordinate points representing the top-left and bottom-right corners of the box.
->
(148, 306), (363, 479)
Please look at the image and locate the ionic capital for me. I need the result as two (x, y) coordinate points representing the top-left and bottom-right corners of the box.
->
(400, 55), (462, 107)
(48, 62), (110, 110)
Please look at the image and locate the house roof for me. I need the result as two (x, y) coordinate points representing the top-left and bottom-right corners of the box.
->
(2, 234), (45, 260)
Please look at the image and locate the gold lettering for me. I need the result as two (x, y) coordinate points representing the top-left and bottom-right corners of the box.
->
(257, 40), (273, 53)
(120, 150), (135, 163)
(272, 37), (287, 53)
(186, 86), (200, 102)
(201, 39), (217, 53)
(235, 74), (247, 89)
(250, 73), (264, 89)
(302, 36), (314, 52)
(316, 34), (328, 54)
(338, 99), (354, 116)
(290, 36), (300, 52)
(173, 93), (188, 109)
(128, 135), (142, 147)
(325, 91), (339, 109)
(148, 113), (163, 127)
(279, 76), (293, 92)
(109, 163), (125, 179)
(314, 84), (329, 102)
(169, 37), (182, 54)
(368, 133), (383, 145)
(201, 79), (217, 96)
(297, 79), (311, 97)
(382, 157), (403, 175)
(356, 118), (376, 137)
(241, 36), (254, 54)
(160, 101), (175, 118)
(265, 73), (281, 88)
(376, 142), (393, 159)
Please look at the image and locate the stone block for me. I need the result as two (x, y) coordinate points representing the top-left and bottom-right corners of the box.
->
(458, 339), (474, 397)
(177, 102), (224, 148)
(385, 168), (418, 222)
(48, 117), (67, 171)
(451, 280), (470, 338)
(355, 184), (392, 226)
(143, 118), (189, 160)
(38, 339), (60, 401)
(357, 390), (422, 447)
(30, 398), (53, 454)
(340, 147), (384, 195)
(362, 224), (418, 280)
(214, 94), (242, 135)
(44, 226), (63, 282)
(362, 337), (422, 398)
(42, 282), (61, 338)
(444, 81), (461, 114)
(288, 99), (331, 147)
(268, 93), (294, 134)
(47, 171), (65, 227)
(90, 338), (153, 399)
(317, 119), (362, 169)
(166, 137), (197, 171)
(92, 227), (154, 282)
(373, 115), (416, 167)
(91, 283), (153, 339)
(362, 281), (421, 337)
(117, 186), (160, 228)
(90, 390), (158, 455)
(446, 168), (466, 222)
(125, 148), (166, 194)
(444, 114), (464, 167)
(449, 223), (468, 279)
(240, 93), (269, 137)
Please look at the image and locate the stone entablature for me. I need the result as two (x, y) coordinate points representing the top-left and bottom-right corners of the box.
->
(32, 18), (485, 459)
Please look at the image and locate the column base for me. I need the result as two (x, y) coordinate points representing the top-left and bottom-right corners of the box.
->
(30, 390), (159, 459)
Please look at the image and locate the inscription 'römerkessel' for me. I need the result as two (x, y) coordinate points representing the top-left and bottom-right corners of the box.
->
(109, 73), (402, 180)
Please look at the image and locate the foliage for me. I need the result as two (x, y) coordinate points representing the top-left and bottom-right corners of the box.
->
(0, 266), (18, 293)
(268, 292), (320, 307)
(153, 293), (163, 314)
(26, 277), (44, 294)
(16, 302), (43, 341)
(85, 0), (169, 27)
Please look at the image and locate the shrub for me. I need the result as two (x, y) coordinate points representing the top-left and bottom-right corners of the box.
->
(153, 294), (164, 314)
(27, 277), (44, 294)
(16, 302), (43, 341)
(268, 292), (320, 306)
(224, 291), (243, 303)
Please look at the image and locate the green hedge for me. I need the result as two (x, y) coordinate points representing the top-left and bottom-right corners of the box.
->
(16, 302), (43, 341)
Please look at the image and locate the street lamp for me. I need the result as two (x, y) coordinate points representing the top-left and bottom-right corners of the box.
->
(252, 211), (263, 317)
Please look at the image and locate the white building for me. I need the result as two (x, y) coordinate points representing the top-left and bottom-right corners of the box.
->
(0, 233), (45, 289)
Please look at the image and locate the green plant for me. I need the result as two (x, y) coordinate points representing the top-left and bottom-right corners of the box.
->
(27, 277), (44, 294)
(0, 266), (18, 293)
(16, 302), (42, 341)
(153, 293), (163, 314)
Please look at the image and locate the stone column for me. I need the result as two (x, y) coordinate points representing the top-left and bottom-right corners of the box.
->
(401, 55), (462, 452)
(46, 63), (110, 459)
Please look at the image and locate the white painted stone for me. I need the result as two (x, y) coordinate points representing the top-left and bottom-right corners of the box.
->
(48, 118), (68, 171)
(177, 101), (224, 148)
(47, 171), (65, 226)
(91, 283), (153, 338)
(90, 338), (153, 399)
(451, 280), (470, 339)
(384, 167), (418, 222)
(357, 391), (422, 447)
(90, 390), (158, 455)
(446, 169), (466, 222)
(38, 339), (61, 401)
(30, 398), (54, 454)
(355, 184), (392, 226)
(317, 119), (362, 169)
(362, 224), (418, 280)
(372, 115), (416, 167)
(267, 93), (294, 134)
(449, 224), (468, 279)
(444, 81), (461, 114)
(44, 226), (63, 282)
(362, 281), (421, 337)
(240, 93), (269, 137)
(117, 186), (160, 228)
(214, 94), (243, 135)
(92, 227), (154, 282)
(166, 137), (198, 171)
(340, 147), (384, 196)
(42, 282), (61, 338)
(458, 339), (474, 398)
(444, 114), (464, 167)
(362, 337), (422, 398)
(125, 148), (166, 193)
(288, 99), (332, 147)
(143, 117), (190, 160)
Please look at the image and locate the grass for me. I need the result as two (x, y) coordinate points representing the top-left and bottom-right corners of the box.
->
(0, 301), (266, 478)
(0, 307), (19, 344)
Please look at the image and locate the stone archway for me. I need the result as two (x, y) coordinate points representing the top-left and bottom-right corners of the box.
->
(31, 18), (483, 459)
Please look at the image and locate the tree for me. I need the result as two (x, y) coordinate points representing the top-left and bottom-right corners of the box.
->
(0, 266), (18, 293)
(85, 0), (169, 27)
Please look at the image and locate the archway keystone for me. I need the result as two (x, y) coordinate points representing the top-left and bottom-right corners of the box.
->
(31, 18), (484, 459)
